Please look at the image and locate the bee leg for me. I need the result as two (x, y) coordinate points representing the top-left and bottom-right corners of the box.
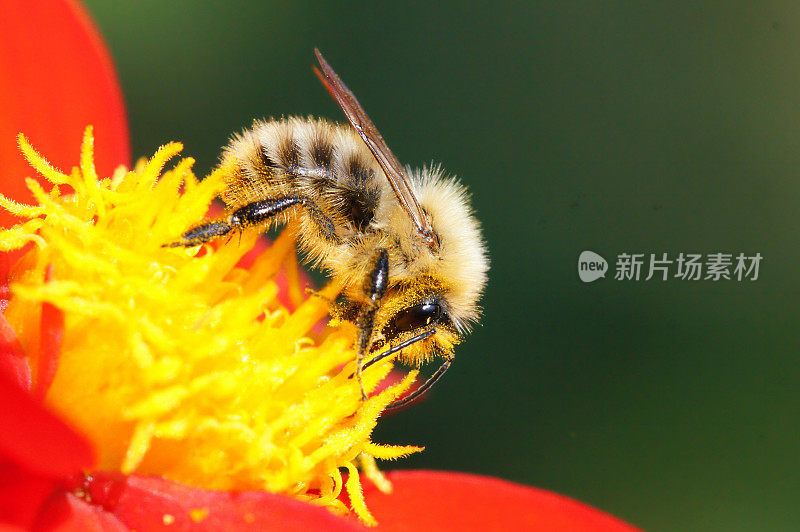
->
(228, 197), (305, 228)
(234, 197), (340, 244)
(355, 249), (389, 401)
(164, 221), (233, 247)
(165, 196), (331, 248)
(233, 197), (338, 242)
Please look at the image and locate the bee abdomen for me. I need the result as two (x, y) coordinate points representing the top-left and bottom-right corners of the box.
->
(222, 117), (382, 234)
(308, 134), (334, 175)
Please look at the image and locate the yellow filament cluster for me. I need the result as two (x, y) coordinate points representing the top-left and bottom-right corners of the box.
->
(0, 127), (421, 525)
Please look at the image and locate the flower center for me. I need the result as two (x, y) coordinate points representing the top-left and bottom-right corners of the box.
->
(0, 127), (421, 524)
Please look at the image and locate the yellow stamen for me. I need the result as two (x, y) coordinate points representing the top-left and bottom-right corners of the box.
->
(0, 127), (421, 524)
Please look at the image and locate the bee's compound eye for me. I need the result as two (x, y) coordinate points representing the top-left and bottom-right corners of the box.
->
(386, 301), (442, 337)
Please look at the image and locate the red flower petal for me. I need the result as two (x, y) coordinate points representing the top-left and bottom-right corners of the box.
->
(30, 492), (128, 532)
(0, 255), (31, 389)
(0, 462), (60, 529)
(33, 300), (63, 399)
(0, 371), (94, 479)
(33, 267), (64, 399)
(0, 0), (130, 228)
(0, 524), (27, 532)
(0, 254), (10, 314)
(0, 313), (31, 391)
(79, 472), (364, 531)
(363, 470), (642, 532)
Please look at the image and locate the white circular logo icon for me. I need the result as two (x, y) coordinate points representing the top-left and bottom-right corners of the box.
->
(578, 251), (608, 283)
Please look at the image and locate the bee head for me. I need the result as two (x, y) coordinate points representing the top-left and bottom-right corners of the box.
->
(383, 296), (447, 338)
(374, 288), (460, 366)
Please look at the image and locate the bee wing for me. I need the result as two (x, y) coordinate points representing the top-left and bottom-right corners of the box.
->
(314, 49), (433, 238)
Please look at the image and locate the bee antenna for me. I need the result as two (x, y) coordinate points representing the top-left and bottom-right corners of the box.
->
(358, 327), (453, 409)
(361, 328), (436, 372)
(384, 356), (453, 410)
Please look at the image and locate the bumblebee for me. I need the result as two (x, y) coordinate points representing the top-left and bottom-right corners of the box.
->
(168, 50), (488, 408)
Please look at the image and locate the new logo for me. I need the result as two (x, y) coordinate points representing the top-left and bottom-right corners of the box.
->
(578, 251), (608, 283)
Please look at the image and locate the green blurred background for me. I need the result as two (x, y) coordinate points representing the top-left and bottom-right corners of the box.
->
(81, 1), (800, 530)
